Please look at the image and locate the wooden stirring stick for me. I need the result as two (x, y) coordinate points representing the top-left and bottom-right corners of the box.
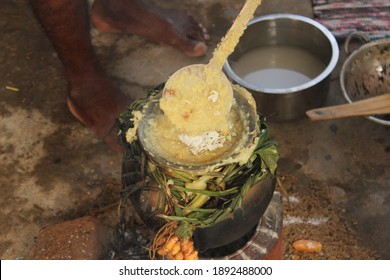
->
(306, 93), (390, 121)
(163, 0), (262, 96)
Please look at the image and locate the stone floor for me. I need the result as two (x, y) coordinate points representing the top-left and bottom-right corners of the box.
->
(0, 0), (389, 259)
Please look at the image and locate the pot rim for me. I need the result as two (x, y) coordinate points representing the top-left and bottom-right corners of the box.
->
(340, 38), (390, 126)
(223, 13), (339, 94)
(136, 88), (260, 173)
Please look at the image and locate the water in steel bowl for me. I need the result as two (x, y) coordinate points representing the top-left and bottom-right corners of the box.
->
(231, 45), (326, 89)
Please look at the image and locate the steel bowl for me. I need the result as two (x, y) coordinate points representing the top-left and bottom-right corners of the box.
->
(223, 14), (339, 121)
(340, 32), (390, 126)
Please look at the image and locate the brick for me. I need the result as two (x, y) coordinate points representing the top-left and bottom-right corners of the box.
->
(33, 215), (114, 260)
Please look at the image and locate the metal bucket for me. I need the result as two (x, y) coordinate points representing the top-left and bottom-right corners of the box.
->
(340, 32), (390, 126)
(223, 14), (339, 121)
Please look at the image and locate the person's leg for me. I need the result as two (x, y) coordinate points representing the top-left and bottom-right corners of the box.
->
(91, 0), (209, 57)
(30, 0), (130, 152)
(29, 0), (210, 152)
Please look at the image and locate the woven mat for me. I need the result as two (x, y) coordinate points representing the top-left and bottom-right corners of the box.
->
(312, 0), (390, 40)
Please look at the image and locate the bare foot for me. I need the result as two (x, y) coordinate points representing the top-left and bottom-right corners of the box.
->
(91, 0), (209, 57)
(67, 75), (131, 153)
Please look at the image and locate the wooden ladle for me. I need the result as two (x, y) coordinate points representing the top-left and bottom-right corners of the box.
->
(163, 0), (262, 100)
(306, 93), (390, 121)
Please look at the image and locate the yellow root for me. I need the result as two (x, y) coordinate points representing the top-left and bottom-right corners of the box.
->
(150, 221), (199, 260)
(158, 235), (198, 260)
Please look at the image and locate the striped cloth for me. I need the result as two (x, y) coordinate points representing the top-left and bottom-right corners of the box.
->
(312, 0), (390, 40)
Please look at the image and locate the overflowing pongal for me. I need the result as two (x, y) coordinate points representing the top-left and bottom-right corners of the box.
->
(135, 84), (258, 168)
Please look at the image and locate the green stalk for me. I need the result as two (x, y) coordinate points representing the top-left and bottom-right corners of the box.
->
(183, 193), (210, 215)
(172, 185), (239, 196)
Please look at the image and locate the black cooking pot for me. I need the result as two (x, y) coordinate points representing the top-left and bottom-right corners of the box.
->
(121, 153), (275, 249)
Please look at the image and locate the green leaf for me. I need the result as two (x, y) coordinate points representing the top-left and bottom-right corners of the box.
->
(257, 144), (279, 175)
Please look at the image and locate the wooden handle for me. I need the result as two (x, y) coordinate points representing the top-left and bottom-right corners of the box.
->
(208, 0), (262, 70)
(306, 94), (390, 121)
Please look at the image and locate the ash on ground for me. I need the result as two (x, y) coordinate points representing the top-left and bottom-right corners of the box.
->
(107, 225), (153, 260)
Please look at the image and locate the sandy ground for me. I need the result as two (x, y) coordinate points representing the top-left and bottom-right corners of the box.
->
(1, 0), (389, 260)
